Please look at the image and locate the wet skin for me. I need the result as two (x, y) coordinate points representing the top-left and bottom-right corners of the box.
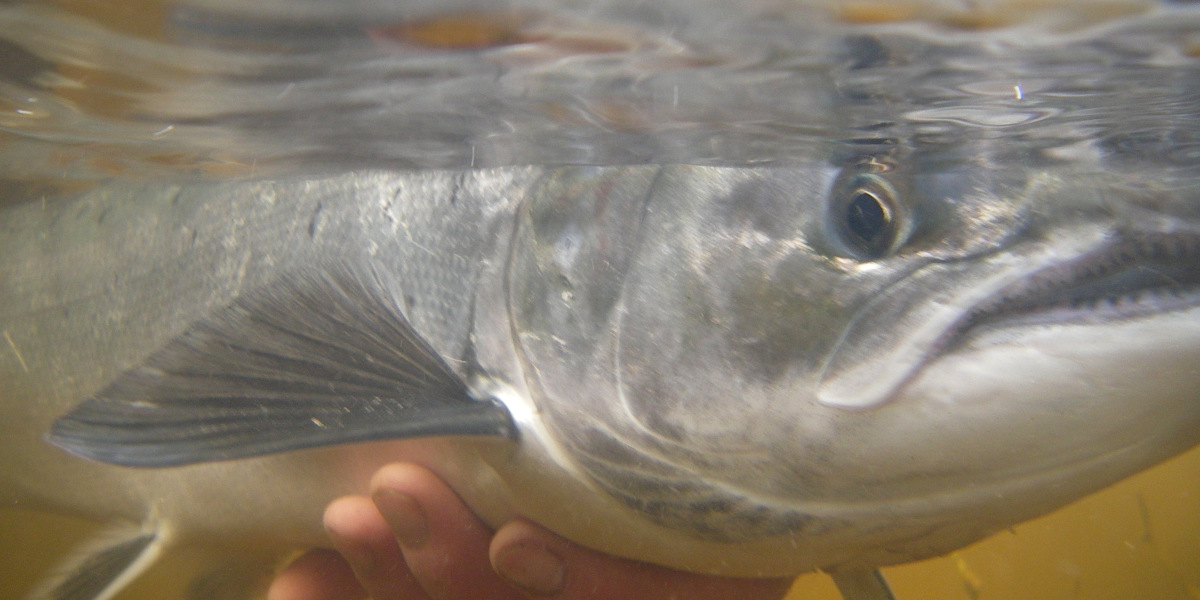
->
(268, 463), (794, 600)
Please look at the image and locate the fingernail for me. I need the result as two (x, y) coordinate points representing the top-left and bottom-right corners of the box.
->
(494, 540), (566, 596)
(372, 489), (428, 549)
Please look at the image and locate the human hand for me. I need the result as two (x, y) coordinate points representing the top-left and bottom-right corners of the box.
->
(267, 462), (794, 600)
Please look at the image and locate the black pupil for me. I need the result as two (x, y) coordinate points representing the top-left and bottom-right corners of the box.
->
(847, 191), (887, 244)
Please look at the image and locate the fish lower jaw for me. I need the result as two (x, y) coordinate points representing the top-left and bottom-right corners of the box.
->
(958, 232), (1200, 338)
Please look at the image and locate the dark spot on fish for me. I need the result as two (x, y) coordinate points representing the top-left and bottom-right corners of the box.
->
(449, 174), (464, 206)
(404, 294), (417, 310)
(308, 203), (325, 238)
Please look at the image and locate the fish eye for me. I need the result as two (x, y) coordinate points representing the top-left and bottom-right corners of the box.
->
(829, 172), (905, 260)
(846, 190), (889, 246)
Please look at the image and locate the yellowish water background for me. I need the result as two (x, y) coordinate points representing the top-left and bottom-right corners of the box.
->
(788, 444), (1200, 600)
(4, 443), (1197, 599)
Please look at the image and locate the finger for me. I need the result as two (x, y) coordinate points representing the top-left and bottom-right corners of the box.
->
(267, 549), (365, 600)
(490, 520), (794, 600)
(370, 463), (526, 600)
(323, 494), (428, 600)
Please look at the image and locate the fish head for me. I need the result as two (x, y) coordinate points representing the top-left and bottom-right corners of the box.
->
(507, 161), (1200, 566)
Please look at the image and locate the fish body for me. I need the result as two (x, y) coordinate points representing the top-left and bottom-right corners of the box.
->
(2, 162), (1199, 599)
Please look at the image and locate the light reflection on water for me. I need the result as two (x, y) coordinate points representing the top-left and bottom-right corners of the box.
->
(1, 0), (1198, 181)
(0, 1), (1198, 599)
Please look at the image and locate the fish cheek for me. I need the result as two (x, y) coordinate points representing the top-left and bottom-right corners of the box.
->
(722, 254), (852, 385)
(600, 167), (849, 446)
(507, 168), (849, 542)
(508, 166), (656, 357)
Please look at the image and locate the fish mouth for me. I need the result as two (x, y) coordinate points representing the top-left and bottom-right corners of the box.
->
(954, 232), (1200, 342)
(817, 230), (1200, 410)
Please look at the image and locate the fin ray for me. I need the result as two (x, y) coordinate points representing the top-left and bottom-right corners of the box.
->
(49, 263), (514, 467)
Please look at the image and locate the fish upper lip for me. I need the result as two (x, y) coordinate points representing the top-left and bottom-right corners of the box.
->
(817, 228), (1200, 411)
(953, 231), (1200, 340)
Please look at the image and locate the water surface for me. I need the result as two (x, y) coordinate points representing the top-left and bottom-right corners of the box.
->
(2, 0), (1198, 181)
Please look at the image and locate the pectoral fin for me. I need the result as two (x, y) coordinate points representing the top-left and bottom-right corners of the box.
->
(27, 522), (161, 600)
(49, 263), (515, 467)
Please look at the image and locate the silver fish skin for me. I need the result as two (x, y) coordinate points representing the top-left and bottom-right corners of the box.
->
(1, 163), (1199, 596)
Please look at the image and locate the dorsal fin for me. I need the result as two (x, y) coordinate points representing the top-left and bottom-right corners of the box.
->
(49, 263), (515, 467)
